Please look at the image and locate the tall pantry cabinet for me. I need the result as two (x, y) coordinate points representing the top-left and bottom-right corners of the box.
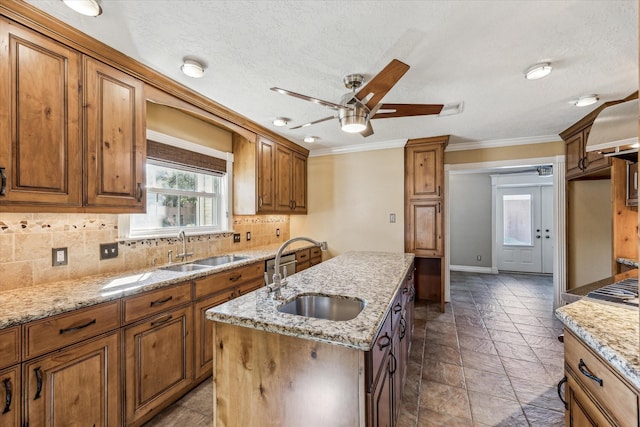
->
(404, 136), (448, 312)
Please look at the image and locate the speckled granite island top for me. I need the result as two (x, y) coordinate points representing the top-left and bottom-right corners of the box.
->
(0, 243), (314, 329)
(206, 251), (415, 351)
(555, 299), (640, 390)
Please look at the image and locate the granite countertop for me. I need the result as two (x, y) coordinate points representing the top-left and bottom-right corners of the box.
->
(0, 242), (315, 329)
(555, 299), (640, 391)
(206, 251), (415, 352)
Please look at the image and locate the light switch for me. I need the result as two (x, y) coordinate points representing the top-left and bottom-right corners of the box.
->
(389, 213), (396, 223)
(52, 247), (68, 266)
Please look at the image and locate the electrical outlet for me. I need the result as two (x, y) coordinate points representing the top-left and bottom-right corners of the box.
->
(477, 255), (482, 261)
(233, 233), (241, 243)
(389, 213), (396, 223)
(276, 228), (280, 237)
(100, 242), (119, 260)
(52, 247), (68, 266)
(246, 232), (251, 241)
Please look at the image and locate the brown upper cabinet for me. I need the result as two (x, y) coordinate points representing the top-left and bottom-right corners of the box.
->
(0, 18), (146, 213)
(84, 56), (146, 212)
(233, 134), (308, 215)
(0, 18), (83, 209)
(563, 124), (610, 180)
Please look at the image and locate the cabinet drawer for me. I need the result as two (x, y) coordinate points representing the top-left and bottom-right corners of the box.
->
(123, 282), (191, 324)
(236, 279), (264, 297)
(193, 262), (263, 300)
(564, 331), (638, 427)
(24, 301), (120, 359)
(296, 260), (311, 273)
(390, 292), (404, 331)
(310, 247), (321, 259)
(296, 249), (310, 263)
(366, 311), (392, 391)
(0, 326), (20, 368)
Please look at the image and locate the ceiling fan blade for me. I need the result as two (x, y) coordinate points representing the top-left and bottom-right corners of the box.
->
(271, 87), (347, 111)
(371, 103), (444, 119)
(354, 59), (410, 110)
(289, 115), (336, 130)
(360, 121), (374, 137)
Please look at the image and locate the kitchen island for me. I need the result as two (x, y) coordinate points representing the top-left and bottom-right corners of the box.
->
(206, 251), (415, 427)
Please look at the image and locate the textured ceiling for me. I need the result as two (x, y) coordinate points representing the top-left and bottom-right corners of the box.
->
(24, 0), (638, 152)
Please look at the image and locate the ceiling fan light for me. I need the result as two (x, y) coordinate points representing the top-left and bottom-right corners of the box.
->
(272, 117), (288, 127)
(181, 59), (205, 78)
(524, 63), (552, 80)
(62, 0), (102, 16)
(574, 94), (599, 107)
(339, 106), (369, 133)
(303, 136), (317, 143)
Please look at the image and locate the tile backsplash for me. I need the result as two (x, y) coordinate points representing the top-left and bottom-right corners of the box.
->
(0, 213), (290, 292)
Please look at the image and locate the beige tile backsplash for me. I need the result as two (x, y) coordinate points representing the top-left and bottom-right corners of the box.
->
(0, 213), (290, 292)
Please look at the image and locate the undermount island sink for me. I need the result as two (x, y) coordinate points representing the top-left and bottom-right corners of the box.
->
(161, 255), (250, 272)
(278, 294), (365, 321)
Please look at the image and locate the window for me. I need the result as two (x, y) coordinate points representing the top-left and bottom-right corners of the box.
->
(502, 194), (532, 246)
(120, 132), (232, 239)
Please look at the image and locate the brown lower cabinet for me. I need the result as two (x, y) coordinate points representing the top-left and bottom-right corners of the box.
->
(0, 365), (20, 427)
(22, 332), (120, 426)
(124, 306), (193, 426)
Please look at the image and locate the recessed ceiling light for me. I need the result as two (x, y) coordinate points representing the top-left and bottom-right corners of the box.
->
(574, 94), (599, 107)
(273, 117), (289, 127)
(303, 136), (318, 143)
(181, 59), (205, 78)
(62, 0), (102, 16)
(524, 62), (552, 80)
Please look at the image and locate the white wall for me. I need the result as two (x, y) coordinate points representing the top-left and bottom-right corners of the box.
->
(449, 173), (492, 267)
(290, 148), (405, 257)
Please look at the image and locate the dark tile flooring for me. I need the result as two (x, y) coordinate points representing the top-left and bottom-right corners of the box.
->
(145, 271), (565, 427)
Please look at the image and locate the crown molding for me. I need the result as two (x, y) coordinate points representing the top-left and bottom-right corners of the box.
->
(309, 139), (407, 157)
(445, 135), (560, 152)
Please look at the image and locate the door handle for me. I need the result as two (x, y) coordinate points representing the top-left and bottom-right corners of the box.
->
(545, 235), (550, 239)
(536, 235), (541, 239)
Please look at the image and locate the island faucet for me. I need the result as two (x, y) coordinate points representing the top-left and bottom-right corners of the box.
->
(268, 236), (328, 299)
(176, 230), (193, 261)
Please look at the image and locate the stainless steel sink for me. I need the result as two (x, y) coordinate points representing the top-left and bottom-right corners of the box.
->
(194, 255), (249, 266)
(278, 294), (365, 321)
(161, 263), (209, 272)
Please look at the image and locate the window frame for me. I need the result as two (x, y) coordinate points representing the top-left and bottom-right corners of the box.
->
(119, 130), (233, 240)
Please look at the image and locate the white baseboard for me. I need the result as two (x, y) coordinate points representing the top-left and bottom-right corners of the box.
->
(449, 265), (495, 274)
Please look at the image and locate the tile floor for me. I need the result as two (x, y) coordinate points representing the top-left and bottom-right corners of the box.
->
(144, 271), (566, 427)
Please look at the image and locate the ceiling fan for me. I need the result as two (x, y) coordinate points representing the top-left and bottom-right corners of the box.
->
(270, 59), (444, 137)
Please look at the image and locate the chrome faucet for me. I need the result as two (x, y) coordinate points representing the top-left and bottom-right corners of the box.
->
(176, 230), (193, 261)
(268, 237), (328, 299)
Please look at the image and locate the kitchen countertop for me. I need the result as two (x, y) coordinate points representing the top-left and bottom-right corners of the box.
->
(0, 242), (315, 329)
(555, 299), (640, 391)
(206, 251), (415, 351)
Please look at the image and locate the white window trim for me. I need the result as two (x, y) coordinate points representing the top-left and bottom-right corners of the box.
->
(118, 130), (234, 240)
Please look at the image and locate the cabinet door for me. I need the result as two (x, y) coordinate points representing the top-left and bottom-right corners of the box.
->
(566, 373), (614, 427)
(257, 137), (276, 212)
(124, 306), (193, 424)
(565, 132), (584, 179)
(0, 365), (20, 427)
(405, 143), (443, 200)
(194, 292), (234, 381)
(291, 152), (307, 213)
(23, 332), (120, 427)
(275, 144), (294, 211)
(0, 18), (82, 209)
(369, 355), (393, 427)
(406, 200), (443, 256)
(84, 56), (146, 211)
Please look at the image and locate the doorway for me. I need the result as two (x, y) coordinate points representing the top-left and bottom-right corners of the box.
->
(496, 184), (553, 274)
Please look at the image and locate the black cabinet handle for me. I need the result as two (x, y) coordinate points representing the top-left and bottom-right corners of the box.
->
(578, 359), (603, 386)
(229, 274), (242, 282)
(0, 167), (5, 196)
(150, 315), (173, 327)
(557, 376), (568, 410)
(59, 318), (96, 334)
(400, 317), (407, 340)
(377, 333), (391, 350)
(150, 296), (172, 307)
(34, 367), (43, 400)
(393, 303), (402, 314)
(389, 352), (397, 375)
(136, 182), (144, 202)
(402, 287), (408, 294)
(2, 378), (12, 414)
